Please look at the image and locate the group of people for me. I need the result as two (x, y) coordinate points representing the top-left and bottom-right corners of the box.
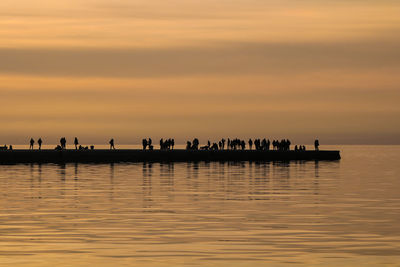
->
(22, 137), (321, 151)
(142, 138), (153, 150)
(184, 138), (320, 151)
(29, 138), (43, 150)
(159, 138), (175, 150)
(0, 145), (12, 150)
(27, 137), (115, 150)
(294, 145), (307, 151)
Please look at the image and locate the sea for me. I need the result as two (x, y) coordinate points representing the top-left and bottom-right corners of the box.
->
(0, 145), (399, 266)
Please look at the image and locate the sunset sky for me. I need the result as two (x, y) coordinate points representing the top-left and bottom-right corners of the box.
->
(1, 0), (399, 145)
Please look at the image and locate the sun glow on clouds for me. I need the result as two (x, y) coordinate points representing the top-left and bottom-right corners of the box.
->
(0, 0), (399, 144)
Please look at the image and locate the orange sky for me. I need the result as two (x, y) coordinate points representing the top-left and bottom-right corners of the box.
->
(1, 0), (399, 145)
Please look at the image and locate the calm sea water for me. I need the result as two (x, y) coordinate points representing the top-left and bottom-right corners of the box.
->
(0, 145), (399, 266)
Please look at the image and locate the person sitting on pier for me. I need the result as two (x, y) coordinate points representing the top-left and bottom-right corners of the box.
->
(200, 145), (208, 150)
(109, 139), (115, 149)
(314, 139), (319, 151)
(74, 137), (79, 150)
(38, 138), (42, 150)
(29, 138), (35, 150)
(142, 139), (147, 150)
(211, 143), (218, 150)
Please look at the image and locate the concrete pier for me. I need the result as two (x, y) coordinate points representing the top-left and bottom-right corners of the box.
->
(0, 149), (340, 164)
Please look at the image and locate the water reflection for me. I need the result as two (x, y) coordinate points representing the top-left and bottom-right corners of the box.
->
(0, 148), (399, 266)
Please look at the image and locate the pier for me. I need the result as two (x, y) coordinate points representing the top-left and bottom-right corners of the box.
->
(0, 149), (340, 164)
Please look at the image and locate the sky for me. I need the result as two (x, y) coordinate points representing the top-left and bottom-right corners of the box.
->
(1, 0), (399, 145)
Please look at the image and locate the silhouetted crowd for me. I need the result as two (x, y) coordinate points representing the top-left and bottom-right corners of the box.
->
(160, 138), (175, 150)
(5, 137), (320, 151)
(142, 138), (153, 150)
(185, 138), (296, 151)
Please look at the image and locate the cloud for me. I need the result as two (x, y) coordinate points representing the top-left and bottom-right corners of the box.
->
(1, 38), (400, 78)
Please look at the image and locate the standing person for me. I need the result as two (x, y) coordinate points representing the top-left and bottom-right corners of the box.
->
(109, 139), (115, 149)
(248, 139), (253, 150)
(38, 138), (43, 150)
(171, 139), (175, 150)
(29, 138), (35, 150)
(74, 137), (79, 150)
(159, 138), (164, 150)
(314, 139), (319, 151)
(142, 139), (147, 150)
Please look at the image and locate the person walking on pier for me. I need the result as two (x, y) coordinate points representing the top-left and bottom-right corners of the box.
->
(38, 138), (42, 150)
(74, 137), (79, 150)
(109, 139), (115, 150)
(29, 138), (34, 150)
(314, 139), (319, 151)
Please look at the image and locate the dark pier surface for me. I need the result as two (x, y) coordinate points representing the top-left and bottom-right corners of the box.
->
(0, 149), (340, 164)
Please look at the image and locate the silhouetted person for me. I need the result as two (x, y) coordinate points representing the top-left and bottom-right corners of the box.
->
(171, 139), (175, 150)
(109, 139), (115, 149)
(148, 138), (152, 148)
(60, 137), (66, 149)
(74, 137), (79, 150)
(314, 139), (319, 151)
(192, 138), (199, 150)
(29, 138), (34, 150)
(38, 138), (42, 150)
(248, 139), (253, 150)
(186, 141), (192, 150)
(142, 139), (147, 150)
